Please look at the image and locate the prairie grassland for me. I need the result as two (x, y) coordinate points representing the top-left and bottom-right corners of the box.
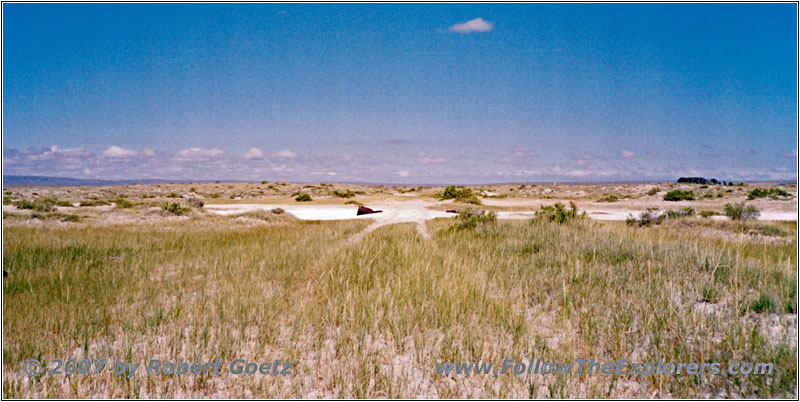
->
(2, 211), (797, 397)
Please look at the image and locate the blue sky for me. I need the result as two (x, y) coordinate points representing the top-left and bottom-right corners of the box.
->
(3, 3), (797, 183)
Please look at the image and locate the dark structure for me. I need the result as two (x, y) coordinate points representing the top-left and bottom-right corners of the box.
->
(356, 206), (382, 216)
(677, 177), (733, 186)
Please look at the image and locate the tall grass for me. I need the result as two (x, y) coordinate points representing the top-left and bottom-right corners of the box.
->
(2, 216), (796, 398)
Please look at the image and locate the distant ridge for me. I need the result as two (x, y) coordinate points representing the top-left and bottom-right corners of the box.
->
(2, 175), (239, 187)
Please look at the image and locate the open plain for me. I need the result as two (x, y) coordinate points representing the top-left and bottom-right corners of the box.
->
(2, 181), (797, 398)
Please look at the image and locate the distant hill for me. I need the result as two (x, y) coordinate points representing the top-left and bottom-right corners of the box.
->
(2, 175), (228, 187)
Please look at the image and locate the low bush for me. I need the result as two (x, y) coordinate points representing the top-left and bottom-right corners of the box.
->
(723, 202), (760, 220)
(62, 214), (81, 222)
(450, 209), (497, 230)
(664, 207), (695, 219)
(295, 193), (312, 202)
(12, 199), (34, 210)
(13, 199), (54, 212)
(161, 202), (191, 216)
(44, 198), (73, 207)
(534, 202), (583, 224)
(747, 187), (790, 200)
(597, 194), (618, 202)
(663, 190), (695, 201)
(114, 198), (134, 208)
(732, 223), (787, 237)
(439, 186), (481, 205)
(699, 210), (718, 218)
(626, 208), (665, 227)
(332, 190), (355, 198)
(79, 200), (110, 207)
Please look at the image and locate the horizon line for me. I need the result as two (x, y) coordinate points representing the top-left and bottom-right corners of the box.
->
(3, 174), (796, 188)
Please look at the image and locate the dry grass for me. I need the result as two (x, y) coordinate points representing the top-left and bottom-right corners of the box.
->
(2, 183), (797, 398)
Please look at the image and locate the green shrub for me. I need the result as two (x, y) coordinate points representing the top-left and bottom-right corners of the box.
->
(114, 198), (134, 208)
(752, 225), (787, 237)
(13, 199), (35, 210)
(332, 189), (355, 198)
(439, 186), (481, 205)
(161, 202), (191, 216)
(732, 223), (787, 237)
(597, 194), (618, 202)
(626, 208), (664, 227)
(747, 187), (790, 200)
(535, 202), (583, 224)
(79, 200), (110, 207)
(664, 190), (695, 201)
(664, 207), (695, 219)
(724, 202), (760, 220)
(699, 210), (718, 218)
(13, 199), (54, 212)
(646, 187), (660, 196)
(450, 209), (497, 230)
(344, 200), (363, 206)
(295, 193), (312, 202)
(62, 214), (81, 222)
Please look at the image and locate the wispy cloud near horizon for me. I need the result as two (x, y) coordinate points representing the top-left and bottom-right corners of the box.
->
(3, 144), (795, 184)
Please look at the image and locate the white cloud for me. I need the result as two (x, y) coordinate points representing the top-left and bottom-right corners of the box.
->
(620, 150), (636, 158)
(448, 17), (494, 34)
(513, 169), (542, 176)
(243, 147), (265, 160)
(102, 145), (139, 159)
(272, 165), (293, 173)
(396, 170), (410, 177)
(417, 152), (448, 164)
(173, 147), (225, 161)
(272, 150), (298, 159)
(26, 146), (92, 161)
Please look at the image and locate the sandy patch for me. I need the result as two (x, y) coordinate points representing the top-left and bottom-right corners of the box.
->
(204, 198), (797, 226)
(483, 198), (797, 221)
